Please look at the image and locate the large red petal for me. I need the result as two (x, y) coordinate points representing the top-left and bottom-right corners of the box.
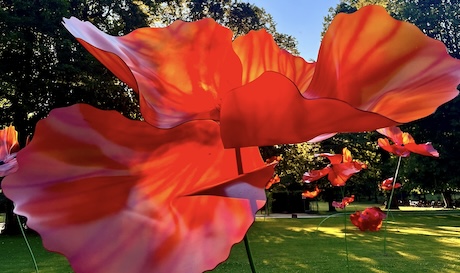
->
(2, 104), (273, 273)
(63, 18), (242, 128)
(232, 29), (316, 89)
(306, 5), (460, 123)
(220, 72), (397, 147)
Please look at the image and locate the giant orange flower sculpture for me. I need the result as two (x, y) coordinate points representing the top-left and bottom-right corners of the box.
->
(4, 105), (275, 273)
(3, 5), (460, 273)
(62, 5), (459, 148)
(350, 207), (386, 232)
(303, 148), (366, 187)
(0, 126), (20, 177)
(377, 126), (439, 157)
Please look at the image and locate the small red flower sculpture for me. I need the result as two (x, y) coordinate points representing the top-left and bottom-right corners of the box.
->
(0, 126), (20, 177)
(265, 174), (280, 189)
(381, 178), (402, 191)
(377, 126), (439, 157)
(333, 195), (355, 209)
(303, 148), (366, 186)
(350, 207), (386, 231)
(3, 5), (460, 273)
(302, 186), (321, 199)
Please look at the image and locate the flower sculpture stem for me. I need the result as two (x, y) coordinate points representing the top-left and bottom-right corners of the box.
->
(236, 147), (257, 273)
(243, 235), (257, 273)
(17, 215), (39, 273)
(340, 188), (350, 273)
(383, 156), (402, 255)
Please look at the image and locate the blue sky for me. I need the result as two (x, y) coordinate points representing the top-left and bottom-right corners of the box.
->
(249, 0), (341, 61)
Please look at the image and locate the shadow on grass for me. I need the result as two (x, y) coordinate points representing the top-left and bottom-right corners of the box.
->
(0, 212), (458, 273)
(212, 212), (460, 273)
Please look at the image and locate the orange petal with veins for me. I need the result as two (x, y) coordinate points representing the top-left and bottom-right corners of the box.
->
(232, 29), (316, 89)
(221, 6), (460, 147)
(63, 18), (242, 128)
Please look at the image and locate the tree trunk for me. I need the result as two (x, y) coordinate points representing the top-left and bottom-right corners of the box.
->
(442, 191), (453, 208)
(327, 201), (337, 212)
(386, 195), (399, 210)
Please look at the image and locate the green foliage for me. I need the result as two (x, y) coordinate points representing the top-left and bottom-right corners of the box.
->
(0, 0), (152, 144)
(152, 0), (299, 54)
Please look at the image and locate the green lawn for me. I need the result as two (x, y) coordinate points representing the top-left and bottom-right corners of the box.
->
(0, 208), (459, 273)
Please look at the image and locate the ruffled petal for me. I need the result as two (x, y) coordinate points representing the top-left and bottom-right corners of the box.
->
(350, 207), (386, 232)
(404, 142), (439, 157)
(63, 18), (242, 128)
(303, 168), (330, 183)
(2, 104), (273, 273)
(334, 196), (355, 209)
(302, 186), (321, 198)
(306, 5), (460, 123)
(328, 162), (362, 186)
(0, 125), (19, 159)
(220, 72), (397, 147)
(341, 147), (352, 163)
(316, 153), (343, 165)
(377, 126), (405, 145)
(381, 178), (402, 191)
(232, 29), (315, 89)
(377, 138), (411, 157)
(0, 155), (18, 177)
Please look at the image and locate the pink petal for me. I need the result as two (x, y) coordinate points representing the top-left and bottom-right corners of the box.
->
(405, 142), (439, 157)
(377, 126), (404, 145)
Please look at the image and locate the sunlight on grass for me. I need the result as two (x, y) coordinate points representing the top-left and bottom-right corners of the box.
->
(397, 226), (459, 236)
(1, 208), (459, 273)
(286, 226), (345, 238)
(394, 250), (420, 260)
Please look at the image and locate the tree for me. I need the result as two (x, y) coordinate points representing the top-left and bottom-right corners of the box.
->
(152, 0), (299, 54)
(322, 0), (460, 205)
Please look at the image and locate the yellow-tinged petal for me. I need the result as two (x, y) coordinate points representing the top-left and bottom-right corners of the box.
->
(305, 5), (460, 123)
(63, 18), (242, 128)
(233, 29), (316, 89)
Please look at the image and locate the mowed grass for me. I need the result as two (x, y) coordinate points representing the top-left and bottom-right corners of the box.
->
(0, 207), (459, 273)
